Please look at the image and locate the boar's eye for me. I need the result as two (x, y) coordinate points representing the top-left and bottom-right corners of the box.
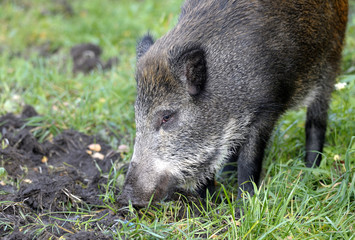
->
(162, 114), (172, 124)
(155, 110), (177, 130)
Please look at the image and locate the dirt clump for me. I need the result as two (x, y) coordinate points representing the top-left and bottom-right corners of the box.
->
(70, 43), (118, 74)
(0, 106), (122, 239)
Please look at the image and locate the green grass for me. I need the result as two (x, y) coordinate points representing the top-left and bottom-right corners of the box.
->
(0, 0), (354, 239)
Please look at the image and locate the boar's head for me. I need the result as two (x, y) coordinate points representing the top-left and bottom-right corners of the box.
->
(117, 35), (246, 207)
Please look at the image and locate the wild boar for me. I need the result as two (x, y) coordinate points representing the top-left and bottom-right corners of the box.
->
(118, 0), (348, 207)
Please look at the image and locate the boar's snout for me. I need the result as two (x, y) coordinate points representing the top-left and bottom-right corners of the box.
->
(118, 160), (177, 207)
(117, 183), (149, 208)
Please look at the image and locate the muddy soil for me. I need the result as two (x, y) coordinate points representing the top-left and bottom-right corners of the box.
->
(0, 106), (122, 239)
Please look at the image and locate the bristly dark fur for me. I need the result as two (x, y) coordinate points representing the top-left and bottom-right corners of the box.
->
(118, 0), (348, 207)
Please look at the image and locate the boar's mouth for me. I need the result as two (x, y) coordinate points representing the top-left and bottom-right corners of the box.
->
(117, 170), (180, 208)
(117, 195), (152, 208)
(117, 191), (176, 208)
(117, 187), (193, 208)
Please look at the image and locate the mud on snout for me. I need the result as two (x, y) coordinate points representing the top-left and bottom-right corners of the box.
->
(117, 159), (180, 207)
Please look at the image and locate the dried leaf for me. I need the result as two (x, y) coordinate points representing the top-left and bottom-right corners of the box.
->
(41, 156), (48, 163)
(88, 143), (101, 152)
(92, 152), (104, 160)
(118, 144), (129, 153)
(23, 179), (32, 183)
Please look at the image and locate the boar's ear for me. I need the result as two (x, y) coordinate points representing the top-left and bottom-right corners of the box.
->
(173, 46), (207, 96)
(136, 34), (154, 60)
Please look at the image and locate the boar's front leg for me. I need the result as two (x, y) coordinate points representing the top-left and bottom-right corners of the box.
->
(237, 120), (275, 198)
(197, 178), (217, 199)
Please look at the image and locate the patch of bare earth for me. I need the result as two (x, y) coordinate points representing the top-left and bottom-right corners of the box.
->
(0, 106), (122, 239)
